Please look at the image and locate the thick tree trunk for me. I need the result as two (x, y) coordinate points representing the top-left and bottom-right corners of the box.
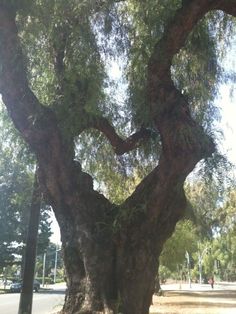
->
(59, 221), (162, 314)
(60, 225), (117, 314)
(48, 170), (118, 314)
(116, 235), (160, 314)
(57, 172), (188, 314)
(58, 205), (184, 313)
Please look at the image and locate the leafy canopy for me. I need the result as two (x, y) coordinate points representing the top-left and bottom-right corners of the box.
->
(2, 0), (236, 203)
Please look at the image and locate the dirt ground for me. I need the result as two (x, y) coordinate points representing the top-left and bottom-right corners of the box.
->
(150, 289), (236, 314)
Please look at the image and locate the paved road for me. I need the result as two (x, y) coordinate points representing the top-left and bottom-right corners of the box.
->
(0, 289), (65, 314)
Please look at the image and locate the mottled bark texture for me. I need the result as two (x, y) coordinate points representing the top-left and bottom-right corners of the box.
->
(1, 1), (236, 313)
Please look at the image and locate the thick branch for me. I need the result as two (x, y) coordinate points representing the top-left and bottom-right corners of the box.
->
(87, 115), (152, 155)
(0, 5), (53, 145)
(0, 6), (79, 219)
(149, 0), (236, 83)
(0, 5), (114, 208)
(123, 0), (236, 220)
(148, 0), (236, 113)
(215, 0), (236, 15)
(147, 0), (233, 162)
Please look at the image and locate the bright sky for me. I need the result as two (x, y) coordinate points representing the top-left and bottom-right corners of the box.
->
(50, 211), (61, 244)
(216, 84), (236, 166)
(215, 35), (236, 167)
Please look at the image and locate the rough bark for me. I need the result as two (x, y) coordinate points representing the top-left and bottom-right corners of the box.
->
(1, 1), (236, 314)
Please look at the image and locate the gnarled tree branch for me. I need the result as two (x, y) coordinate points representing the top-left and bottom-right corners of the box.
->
(0, 5), (83, 218)
(149, 0), (236, 87)
(0, 5), (55, 146)
(84, 114), (152, 155)
(122, 0), (236, 219)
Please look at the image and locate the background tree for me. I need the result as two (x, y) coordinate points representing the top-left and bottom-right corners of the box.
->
(210, 187), (236, 281)
(158, 188), (236, 284)
(35, 243), (63, 281)
(0, 1), (236, 314)
(0, 103), (52, 273)
(158, 219), (199, 287)
(160, 220), (198, 273)
(185, 179), (223, 238)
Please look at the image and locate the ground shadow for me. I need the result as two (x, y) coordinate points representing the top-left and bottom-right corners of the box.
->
(38, 289), (65, 295)
(161, 290), (236, 299)
(152, 289), (236, 314)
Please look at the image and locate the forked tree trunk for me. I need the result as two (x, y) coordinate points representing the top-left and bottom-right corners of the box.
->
(56, 164), (190, 314)
(1, 2), (236, 314)
(57, 195), (186, 313)
(59, 220), (165, 314)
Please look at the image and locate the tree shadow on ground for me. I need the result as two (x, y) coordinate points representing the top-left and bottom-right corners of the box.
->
(151, 290), (236, 314)
(39, 289), (65, 295)
(162, 290), (236, 299)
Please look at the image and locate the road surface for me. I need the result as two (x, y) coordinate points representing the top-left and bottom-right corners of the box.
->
(0, 289), (64, 314)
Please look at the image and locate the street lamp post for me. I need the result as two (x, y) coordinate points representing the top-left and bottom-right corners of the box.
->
(42, 252), (46, 287)
(185, 251), (191, 288)
(53, 247), (61, 284)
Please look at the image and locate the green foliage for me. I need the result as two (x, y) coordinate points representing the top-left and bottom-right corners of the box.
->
(185, 178), (236, 237)
(11, 0), (235, 205)
(17, 0), (107, 135)
(35, 243), (63, 279)
(161, 182), (236, 282)
(172, 11), (236, 131)
(216, 186), (236, 233)
(160, 220), (198, 272)
(37, 209), (53, 256)
(78, 1), (235, 202)
(120, 0), (182, 126)
(158, 265), (172, 283)
(0, 103), (52, 269)
(0, 130), (32, 267)
(194, 236), (236, 281)
(185, 179), (221, 238)
(118, 1), (235, 134)
(1, 1), (236, 233)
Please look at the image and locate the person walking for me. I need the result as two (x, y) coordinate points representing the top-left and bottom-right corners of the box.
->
(208, 277), (214, 289)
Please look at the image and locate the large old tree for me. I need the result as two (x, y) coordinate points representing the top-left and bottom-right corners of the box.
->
(0, 1), (236, 313)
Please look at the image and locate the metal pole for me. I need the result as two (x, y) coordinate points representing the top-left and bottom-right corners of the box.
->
(42, 253), (46, 287)
(18, 170), (41, 314)
(54, 249), (58, 284)
(185, 251), (191, 288)
(199, 258), (202, 284)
